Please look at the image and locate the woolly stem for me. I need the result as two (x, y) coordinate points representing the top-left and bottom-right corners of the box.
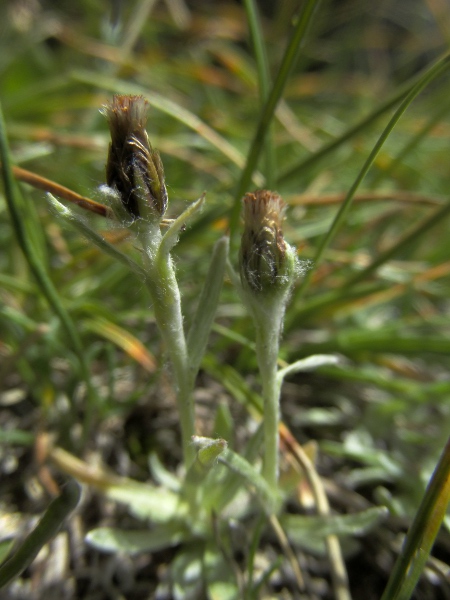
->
(139, 223), (195, 466)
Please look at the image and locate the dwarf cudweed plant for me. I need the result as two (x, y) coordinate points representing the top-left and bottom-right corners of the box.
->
(34, 95), (389, 599)
(238, 190), (297, 489)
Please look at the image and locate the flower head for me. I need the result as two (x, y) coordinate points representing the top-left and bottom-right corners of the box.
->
(239, 190), (296, 296)
(102, 95), (167, 220)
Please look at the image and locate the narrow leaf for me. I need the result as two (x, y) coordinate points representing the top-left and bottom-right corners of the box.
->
(277, 354), (339, 383)
(219, 448), (280, 514)
(159, 194), (205, 256)
(47, 194), (147, 280)
(282, 506), (389, 543)
(50, 446), (185, 523)
(86, 523), (187, 555)
(187, 236), (229, 377)
(106, 483), (186, 522)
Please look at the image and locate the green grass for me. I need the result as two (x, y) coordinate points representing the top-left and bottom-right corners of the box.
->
(0, 1), (449, 598)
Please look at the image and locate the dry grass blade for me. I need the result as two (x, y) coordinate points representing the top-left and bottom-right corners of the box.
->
(279, 423), (351, 600)
(11, 165), (113, 217)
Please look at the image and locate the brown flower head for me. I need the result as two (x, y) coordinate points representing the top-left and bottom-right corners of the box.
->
(240, 190), (295, 295)
(102, 95), (167, 219)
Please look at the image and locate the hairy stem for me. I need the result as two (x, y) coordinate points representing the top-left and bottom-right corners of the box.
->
(254, 307), (283, 489)
(139, 224), (195, 466)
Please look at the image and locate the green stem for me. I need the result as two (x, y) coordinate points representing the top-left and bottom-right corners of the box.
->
(139, 224), (195, 466)
(254, 306), (283, 489)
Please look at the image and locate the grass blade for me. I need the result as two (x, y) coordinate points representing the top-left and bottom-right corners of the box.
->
(243, 0), (276, 188)
(83, 317), (156, 373)
(295, 52), (450, 301)
(0, 481), (80, 589)
(229, 0), (321, 241)
(344, 196), (450, 288)
(381, 437), (450, 600)
(276, 55), (450, 186)
(0, 100), (97, 429)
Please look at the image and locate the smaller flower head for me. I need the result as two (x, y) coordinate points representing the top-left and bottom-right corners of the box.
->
(239, 190), (296, 296)
(102, 95), (167, 220)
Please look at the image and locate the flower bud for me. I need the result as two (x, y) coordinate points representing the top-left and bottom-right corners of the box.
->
(102, 95), (168, 220)
(239, 190), (296, 297)
(191, 435), (228, 468)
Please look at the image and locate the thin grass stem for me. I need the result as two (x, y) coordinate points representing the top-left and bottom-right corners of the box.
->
(11, 165), (112, 217)
(0, 100), (97, 437)
(120, 0), (157, 58)
(295, 52), (450, 301)
(243, 0), (276, 188)
(381, 437), (450, 600)
(229, 0), (321, 243)
(344, 196), (450, 288)
(370, 97), (450, 188)
(276, 54), (450, 186)
(279, 424), (351, 600)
